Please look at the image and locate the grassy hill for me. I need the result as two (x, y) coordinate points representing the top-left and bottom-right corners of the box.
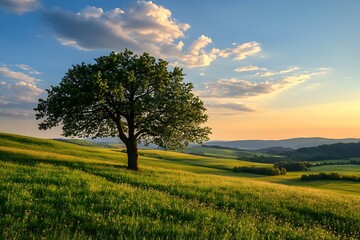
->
(206, 137), (360, 149)
(287, 142), (360, 161)
(183, 145), (274, 159)
(1, 132), (360, 239)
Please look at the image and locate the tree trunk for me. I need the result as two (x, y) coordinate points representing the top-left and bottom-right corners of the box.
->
(126, 141), (139, 171)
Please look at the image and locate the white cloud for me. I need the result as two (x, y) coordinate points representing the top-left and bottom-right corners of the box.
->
(254, 66), (299, 77)
(219, 41), (261, 60)
(78, 6), (104, 18)
(0, 66), (39, 83)
(175, 41), (184, 51)
(202, 78), (273, 98)
(199, 71), (327, 98)
(119, 1), (190, 45)
(0, 0), (41, 14)
(12, 81), (43, 102)
(189, 35), (212, 55)
(177, 36), (220, 67)
(235, 65), (267, 72)
(15, 64), (42, 75)
(43, 1), (189, 52)
(42, 2), (260, 68)
(0, 64), (43, 118)
(164, 35), (221, 68)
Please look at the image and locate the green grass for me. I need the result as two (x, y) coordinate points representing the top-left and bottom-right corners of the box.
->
(312, 159), (351, 164)
(310, 164), (360, 174)
(238, 164), (360, 195)
(54, 138), (102, 147)
(184, 146), (247, 159)
(1, 132), (360, 239)
(183, 145), (274, 159)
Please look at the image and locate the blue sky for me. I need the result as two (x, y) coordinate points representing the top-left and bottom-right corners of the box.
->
(1, 0), (360, 140)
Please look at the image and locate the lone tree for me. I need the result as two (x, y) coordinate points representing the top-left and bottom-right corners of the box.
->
(35, 50), (211, 170)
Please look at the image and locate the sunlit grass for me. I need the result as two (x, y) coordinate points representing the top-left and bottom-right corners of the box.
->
(183, 145), (271, 159)
(1, 132), (360, 239)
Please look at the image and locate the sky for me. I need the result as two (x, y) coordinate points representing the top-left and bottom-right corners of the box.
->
(1, 0), (360, 140)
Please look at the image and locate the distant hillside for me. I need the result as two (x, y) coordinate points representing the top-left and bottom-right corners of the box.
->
(257, 146), (293, 155)
(205, 137), (360, 150)
(54, 138), (101, 147)
(183, 145), (270, 160)
(86, 137), (122, 143)
(86, 136), (360, 150)
(87, 137), (158, 149)
(288, 142), (360, 161)
(54, 138), (125, 148)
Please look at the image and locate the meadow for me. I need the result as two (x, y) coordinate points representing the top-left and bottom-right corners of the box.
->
(1, 132), (360, 239)
(183, 145), (279, 160)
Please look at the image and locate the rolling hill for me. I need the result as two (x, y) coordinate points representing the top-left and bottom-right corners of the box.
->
(206, 137), (360, 149)
(1, 132), (360, 239)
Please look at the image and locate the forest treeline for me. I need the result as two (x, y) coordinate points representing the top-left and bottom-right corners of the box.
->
(287, 142), (360, 161)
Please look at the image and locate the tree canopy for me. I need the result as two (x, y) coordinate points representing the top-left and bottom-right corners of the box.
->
(35, 50), (211, 170)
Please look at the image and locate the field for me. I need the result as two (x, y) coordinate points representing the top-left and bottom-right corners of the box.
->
(183, 145), (275, 159)
(1, 133), (360, 239)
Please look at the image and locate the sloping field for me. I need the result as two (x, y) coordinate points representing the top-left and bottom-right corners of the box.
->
(1, 133), (360, 239)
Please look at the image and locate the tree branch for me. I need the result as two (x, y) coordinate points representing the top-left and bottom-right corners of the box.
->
(103, 105), (128, 144)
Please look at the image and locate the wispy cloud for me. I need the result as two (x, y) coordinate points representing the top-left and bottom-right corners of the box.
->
(199, 70), (327, 98)
(235, 65), (267, 73)
(0, 64), (43, 118)
(208, 103), (255, 112)
(219, 41), (261, 60)
(254, 66), (299, 77)
(0, 0), (41, 14)
(15, 64), (42, 75)
(0, 66), (39, 83)
(11, 81), (43, 102)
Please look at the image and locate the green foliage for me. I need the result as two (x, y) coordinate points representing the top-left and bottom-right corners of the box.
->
(302, 172), (360, 182)
(35, 50), (211, 170)
(184, 145), (256, 159)
(184, 145), (280, 162)
(350, 159), (360, 165)
(233, 166), (286, 176)
(241, 155), (288, 163)
(1, 133), (360, 239)
(274, 161), (309, 172)
(288, 142), (360, 161)
(310, 161), (351, 167)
